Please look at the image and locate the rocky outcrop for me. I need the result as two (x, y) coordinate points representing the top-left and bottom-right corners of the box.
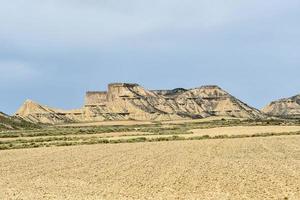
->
(15, 83), (265, 124)
(262, 94), (300, 118)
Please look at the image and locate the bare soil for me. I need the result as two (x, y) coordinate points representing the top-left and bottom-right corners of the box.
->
(189, 126), (300, 137)
(0, 136), (300, 200)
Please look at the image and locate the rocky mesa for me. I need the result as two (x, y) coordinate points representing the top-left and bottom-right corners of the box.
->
(15, 83), (265, 124)
(262, 94), (300, 119)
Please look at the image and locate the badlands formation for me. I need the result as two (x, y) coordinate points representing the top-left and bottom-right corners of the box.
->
(262, 94), (300, 118)
(15, 83), (264, 124)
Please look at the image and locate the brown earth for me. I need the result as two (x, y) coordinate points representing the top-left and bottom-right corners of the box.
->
(0, 136), (299, 200)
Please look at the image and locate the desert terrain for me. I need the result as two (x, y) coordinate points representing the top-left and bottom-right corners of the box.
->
(0, 135), (299, 200)
(1, 118), (300, 199)
(2, 0), (300, 199)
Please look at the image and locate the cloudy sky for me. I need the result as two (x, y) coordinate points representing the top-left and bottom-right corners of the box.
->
(1, 0), (300, 114)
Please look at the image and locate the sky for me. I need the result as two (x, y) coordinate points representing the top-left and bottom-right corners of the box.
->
(0, 0), (300, 114)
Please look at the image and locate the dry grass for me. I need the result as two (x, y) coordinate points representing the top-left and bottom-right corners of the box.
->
(0, 136), (299, 199)
(1, 119), (300, 150)
(58, 120), (154, 127)
(0, 131), (150, 142)
(56, 117), (242, 127)
(160, 116), (244, 124)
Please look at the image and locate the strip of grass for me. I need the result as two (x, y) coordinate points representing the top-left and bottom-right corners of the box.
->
(1, 131), (300, 151)
(0, 124), (191, 138)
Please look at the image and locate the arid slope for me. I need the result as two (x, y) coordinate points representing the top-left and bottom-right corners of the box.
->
(262, 94), (300, 118)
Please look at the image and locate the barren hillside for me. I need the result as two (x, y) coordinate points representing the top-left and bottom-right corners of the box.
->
(15, 83), (265, 124)
(262, 94), (300, 118)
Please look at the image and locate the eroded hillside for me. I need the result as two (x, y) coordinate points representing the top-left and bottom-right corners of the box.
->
(15, 83), (265, 124)
(262, 94), (300, 118)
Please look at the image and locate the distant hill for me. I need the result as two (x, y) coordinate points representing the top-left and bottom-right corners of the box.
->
(15, 100), (81, 124)
(262, 94), (300, 119)
(0, 111), (39, 130)
(15, 83), (265, 124)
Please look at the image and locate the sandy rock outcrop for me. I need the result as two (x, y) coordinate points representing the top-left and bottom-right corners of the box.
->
(262, 94), (300, 118)
(15, 100), (84, 124)
(15, 83), (265, 124)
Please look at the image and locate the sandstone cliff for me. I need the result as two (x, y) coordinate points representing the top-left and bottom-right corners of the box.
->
(262, 94), (300, 118)
(15, 83), (265, 124)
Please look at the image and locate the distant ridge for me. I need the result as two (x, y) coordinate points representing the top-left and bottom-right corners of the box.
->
(262, 94), (300, 119)
(15, 83), (265, 124)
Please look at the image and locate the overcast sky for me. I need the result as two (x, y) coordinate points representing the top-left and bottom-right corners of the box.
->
(1, 0), (300, 114)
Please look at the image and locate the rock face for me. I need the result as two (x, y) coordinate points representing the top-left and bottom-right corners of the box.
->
(15, 83), (264, 124)
(15, 100), (84, 124)
(262, 94), (300, 118)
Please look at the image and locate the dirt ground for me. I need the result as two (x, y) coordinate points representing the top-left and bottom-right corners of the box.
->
(189, 126), (300, 137)
(0, 136), (299, 200)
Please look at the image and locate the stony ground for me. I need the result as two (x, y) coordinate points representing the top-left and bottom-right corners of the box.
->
(1, 135), (300, 200)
